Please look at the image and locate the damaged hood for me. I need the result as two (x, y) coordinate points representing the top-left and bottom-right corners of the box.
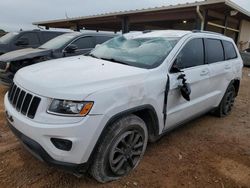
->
(0, 48), (52, 62)
(15, 56), (148, 100)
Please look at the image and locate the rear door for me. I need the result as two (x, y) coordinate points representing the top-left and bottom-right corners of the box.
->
(205, 39), (236, 107)
(166, 38), (213, 129)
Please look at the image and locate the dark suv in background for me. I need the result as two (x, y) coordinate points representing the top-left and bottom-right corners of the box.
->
(0, 32), (116, 85)
(0, 30), (65, 55)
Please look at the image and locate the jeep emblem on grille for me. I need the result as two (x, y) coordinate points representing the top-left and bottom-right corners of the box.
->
(5, 111), (14, 123)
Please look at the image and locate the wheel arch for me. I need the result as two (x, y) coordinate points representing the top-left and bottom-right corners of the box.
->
(102, 105), (160, 143)
(232, 79), (240, 97)
(86, 105), (160, 171)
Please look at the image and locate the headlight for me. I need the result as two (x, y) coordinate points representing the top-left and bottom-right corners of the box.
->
(47, 99), (94, 116)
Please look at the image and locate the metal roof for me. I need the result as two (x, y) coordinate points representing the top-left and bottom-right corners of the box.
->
(33, 0), (250, 26)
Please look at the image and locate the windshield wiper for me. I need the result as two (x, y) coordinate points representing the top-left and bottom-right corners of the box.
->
(89, 54), (131, 66)
(89, 54), (99, 59)
(99, 57), (130, 66)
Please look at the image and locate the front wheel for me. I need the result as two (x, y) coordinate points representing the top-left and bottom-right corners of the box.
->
(89, 115), (148, 183)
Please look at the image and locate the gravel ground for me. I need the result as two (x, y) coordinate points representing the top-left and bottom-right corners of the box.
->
(0, 68), (249, 188)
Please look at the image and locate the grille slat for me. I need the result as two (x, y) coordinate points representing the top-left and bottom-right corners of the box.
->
(10, 85), (17, 102)
(8, 84), (14, 100)
(16, 91), (25, 111)
(8, 83), (41, 119)
(21, 94), (32, 116)
(12, 88), (20, 106)
(27, 97), (41, 119)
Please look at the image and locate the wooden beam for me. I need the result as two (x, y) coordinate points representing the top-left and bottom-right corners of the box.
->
(129, 11), (196, 23)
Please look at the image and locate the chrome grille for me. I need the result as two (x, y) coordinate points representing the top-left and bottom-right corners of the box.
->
(8, 83), (41, 119)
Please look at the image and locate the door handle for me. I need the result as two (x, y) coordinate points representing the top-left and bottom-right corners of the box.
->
(200, 70), (209, 76)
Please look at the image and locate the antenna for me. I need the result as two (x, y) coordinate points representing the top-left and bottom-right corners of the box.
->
(65, 11), (69, 19)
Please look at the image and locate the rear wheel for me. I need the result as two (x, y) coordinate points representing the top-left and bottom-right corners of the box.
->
(213, 84), (236, 117)
(89, 115), (148, 183)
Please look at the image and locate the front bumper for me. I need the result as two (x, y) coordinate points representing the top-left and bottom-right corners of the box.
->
(4, 93), (107, 171)
(8, 122), (89, 174)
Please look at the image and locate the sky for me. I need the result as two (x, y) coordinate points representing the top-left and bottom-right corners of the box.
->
(0, 0), (250, 31)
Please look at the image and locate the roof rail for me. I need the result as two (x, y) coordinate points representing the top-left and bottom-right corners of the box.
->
(192, 30), (223, 36)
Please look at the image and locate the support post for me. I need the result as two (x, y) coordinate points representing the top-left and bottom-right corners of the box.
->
(235, 20), (241, 43)
(222, 15), (228, 34)
(196, 6), (204, 30)
(203, 9), (208, 30)
(195, 15), (202, 30)
(122, 17), (129, 34)
(76, 24), (81, 32)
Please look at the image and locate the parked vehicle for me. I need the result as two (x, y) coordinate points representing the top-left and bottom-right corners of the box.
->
(240, 48), (250, 66)
(0, 30), (65, 55)
(0, 32), (116, 85)
(4, 30), (243, 183)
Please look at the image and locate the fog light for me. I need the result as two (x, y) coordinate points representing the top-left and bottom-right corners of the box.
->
(51, 138), (72, 151)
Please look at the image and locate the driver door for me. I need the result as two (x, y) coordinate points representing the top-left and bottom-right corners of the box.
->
(165, 38), (212, 129)
(64, 36), (95, 57)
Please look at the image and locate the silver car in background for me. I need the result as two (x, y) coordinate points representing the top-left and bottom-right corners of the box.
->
(240, 48), (250, 66)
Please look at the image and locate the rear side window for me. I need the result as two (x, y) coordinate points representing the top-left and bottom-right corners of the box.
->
(40, 32), (63, 43)
(18, 32), (40, 45)
(175, 38), (204, 69)
(72, 37), (95, 49)
(222, 41), (237, 60)
(205, 39), (224, 64)
(95, 36), (113, 44)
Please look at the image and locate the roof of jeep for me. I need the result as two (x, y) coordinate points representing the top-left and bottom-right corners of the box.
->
(19, 29), (65, 34)
(124, 30), (192, 39)
(59, 31), (117, 37)
(123, 30), (235, 42)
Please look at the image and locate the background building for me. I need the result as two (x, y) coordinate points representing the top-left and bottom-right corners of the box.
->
(33, 0), (250, 50)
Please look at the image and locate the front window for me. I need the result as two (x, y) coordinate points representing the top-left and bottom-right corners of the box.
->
(0, 32), (19, 44)
(39, 34), (76, 50)
(90, 36), (179, 69)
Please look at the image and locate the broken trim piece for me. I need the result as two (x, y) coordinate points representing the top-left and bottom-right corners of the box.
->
(163, 75), (170, 127)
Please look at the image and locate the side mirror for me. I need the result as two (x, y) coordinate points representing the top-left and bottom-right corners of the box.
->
(171, 60), (183, 73)
(178, 73), (191, 101)
(15, 38), (29, 46)
(65, 44), (78, 53)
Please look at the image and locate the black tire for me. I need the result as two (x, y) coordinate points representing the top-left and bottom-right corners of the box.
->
(89, 115), (148, 183)
(213, 84), (236, 117)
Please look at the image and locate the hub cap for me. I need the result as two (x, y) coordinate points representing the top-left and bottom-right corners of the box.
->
(109, 130), (144, 176)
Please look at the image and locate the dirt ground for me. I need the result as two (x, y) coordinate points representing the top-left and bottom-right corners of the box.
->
(0, 68), (249, 188)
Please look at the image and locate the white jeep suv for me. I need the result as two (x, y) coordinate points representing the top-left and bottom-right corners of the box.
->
(4, 30), (243, 183)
